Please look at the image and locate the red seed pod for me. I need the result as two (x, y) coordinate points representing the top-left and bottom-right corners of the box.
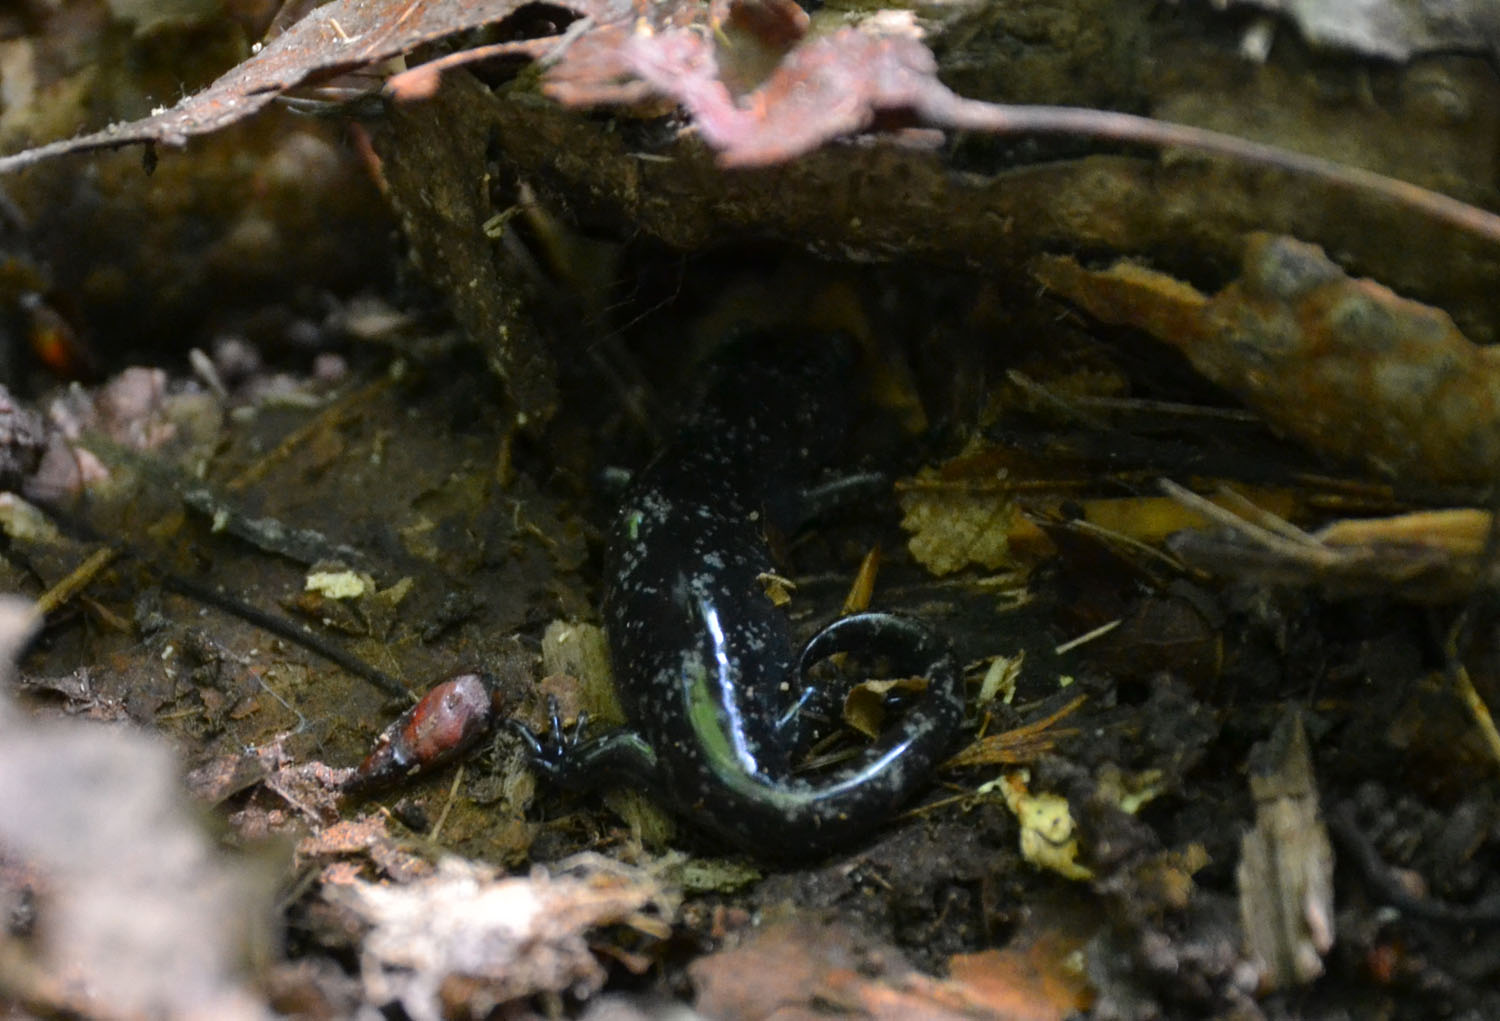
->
(345, 672), (500, 792)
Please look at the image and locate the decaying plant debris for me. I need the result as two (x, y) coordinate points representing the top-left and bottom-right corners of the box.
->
(1036, 234), (1500, 485)
(4, 0), (1500, 1018)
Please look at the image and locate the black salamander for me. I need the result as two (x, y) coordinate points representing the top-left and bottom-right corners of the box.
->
(520, 333), (964, 858)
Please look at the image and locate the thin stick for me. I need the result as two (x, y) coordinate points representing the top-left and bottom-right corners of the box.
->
(34, 546), (118, 617)
(428, 764), (466, 841)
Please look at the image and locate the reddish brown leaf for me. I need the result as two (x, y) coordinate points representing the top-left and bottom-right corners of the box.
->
(689, 918), (937, 1021)
(946, 937), (1095, 1021)
(547, 22), (946, 167)
(690, 916), (1096, 1021)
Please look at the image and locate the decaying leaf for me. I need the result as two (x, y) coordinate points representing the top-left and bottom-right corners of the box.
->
(6, 0), (1498, 272)
(188, 734), (350, 826)
(843, 674), (931, 740)
(0, 0), (589, 174)
(989, 770), (1094, 881)
(300, 815), (435, 884)
(691, 916), (1091, 1021)
(898, 458), (1023, 577)
(547, 19), (946, 168)
(323, 854), (673, 1021)
(947, 935), (1096, 1021)
(1037, 233), (1500, 484)
(0, 0), (948, 174)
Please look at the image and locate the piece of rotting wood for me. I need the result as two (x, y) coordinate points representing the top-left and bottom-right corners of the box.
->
(1237, 711), (1335, 993)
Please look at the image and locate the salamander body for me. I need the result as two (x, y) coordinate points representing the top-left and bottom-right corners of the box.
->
(525, 334), (963, 858)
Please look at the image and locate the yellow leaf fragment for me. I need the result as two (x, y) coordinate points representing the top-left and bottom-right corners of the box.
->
(756, 571), (797, 607)
(975, 651), (1024, 708)
(304, 570), (369, 599)
(843, 674), (930, 740)
(990, 770), (1093, 881)
(899, 474), (1019, 576)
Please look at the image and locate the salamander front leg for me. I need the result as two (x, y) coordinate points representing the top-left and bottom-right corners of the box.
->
(510, 697), (661, 793)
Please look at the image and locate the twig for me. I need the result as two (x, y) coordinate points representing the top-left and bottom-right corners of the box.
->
(34, 546), (118, 617)
(428, 764), (466, 841)
(161, 574), (411, 700)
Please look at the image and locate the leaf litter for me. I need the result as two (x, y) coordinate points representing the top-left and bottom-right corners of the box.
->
(7, 1), (1500, 1019)
(322, 853), (675, 1021)
(5, 0), (1500, 255)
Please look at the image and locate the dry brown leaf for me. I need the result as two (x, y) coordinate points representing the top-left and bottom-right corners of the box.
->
(1037, 234), (1500, 484)
(0, 0), (602, 173)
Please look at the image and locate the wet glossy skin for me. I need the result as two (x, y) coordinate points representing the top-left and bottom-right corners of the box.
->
(523, 335), (963, 858)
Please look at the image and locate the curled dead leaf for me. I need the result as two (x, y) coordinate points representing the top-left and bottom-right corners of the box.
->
(1038, 234), (1500, 484)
